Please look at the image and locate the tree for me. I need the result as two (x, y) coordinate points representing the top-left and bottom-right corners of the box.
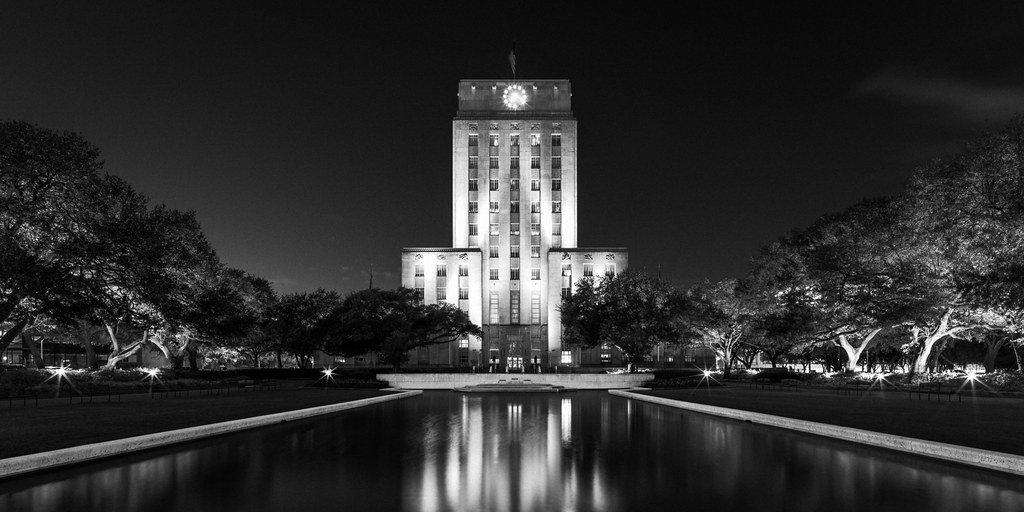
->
(560, 271), (682, 372)
(214, 272), (278, 368)
(896, 116), (1024, 374)
(678, 279), (757, 377)
(268, 289), (343, 368)
(0, 121), (106, 357)
(319, 288), (481, 370)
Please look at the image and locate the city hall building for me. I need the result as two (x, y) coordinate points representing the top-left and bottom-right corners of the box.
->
(401, 79), (628, 370)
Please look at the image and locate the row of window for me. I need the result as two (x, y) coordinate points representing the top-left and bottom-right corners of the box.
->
(416, 263), (616, 280)
(470, 156), (560, 170)
(469, 224), (557, 238)
(414, 264), (472, 277)
(469, 134), (560, 147)
(469, 178), (556, 191)
(468, 200), (561, 213)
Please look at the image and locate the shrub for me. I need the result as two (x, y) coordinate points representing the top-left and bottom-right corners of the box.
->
(0, 369), (48, 392)
(753, 368), (805, 382)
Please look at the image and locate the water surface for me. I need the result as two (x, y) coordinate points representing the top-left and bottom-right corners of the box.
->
(1, 391), (1022, 511)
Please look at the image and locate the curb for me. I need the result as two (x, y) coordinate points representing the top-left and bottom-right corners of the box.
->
(609, 389), (1024, 477)
(0, 389), (422, 480)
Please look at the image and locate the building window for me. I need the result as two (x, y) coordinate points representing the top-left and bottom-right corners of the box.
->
(469, 156), (478, 169)
(415, 287), (424, 301)
(552, 156), (561, 170)
(531, 245), (540, 258)
(489, 134), (499, 147)
(510, 223), (520, 236)
(489, 156), (499, 169)
(552, 134), (561, 147)
(490, 294), (499, 323)
(530, 133), (540, 146)
(510, 134), (520, 146)
(459, 287), (469, 300)
(490, 269), (499, 280)
(531, 156), (540, 169)
(469, 223), (478, 236)
(459, 337), (469, 349)
(561, 287), (571, 299)
(531, 295), (541, 324)
(551, 179), (561, 191)
(552, 223), (561, 236)
(552, 201), (561, 213)
(489, 179), (499, 191)
(583, 263), (594, 277)
(436, 264), (447, 277)
(469, 134), (479, 146)
(510, 245), (520, 258)
(469, 179), (478, 191)
(490, 246), (499, 258)
(468, 201), (478, 213)
(605, 264), (616, 277)
(529, 201), (539, 213)
(489, 201), (499, 213)
(530, 223), (540, 235)
(414, 264), (424, 277)
(510, 201), (520, 214)
(531, 179), (540, 191)
(531, 268), (541, 280)
(560, 350), (572, 364)
(489, 223), (499, 235)
(510, 156), (519, 169)
(437, 287), (447, 301)
(459, 264), (469, 277)
(510, 268), (520, 280)
(511, 179), (520, 191)
(561, 264), (572, 276)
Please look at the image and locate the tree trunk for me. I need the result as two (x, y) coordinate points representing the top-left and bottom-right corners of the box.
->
(982, 336), (1008, 373)
(20, 333), (44, 369)
(276, 350), (284, 368)
(0, 318), (30, 358)
(185, 346), (199, 369)
(911, 309), (965, 375)
(104, 329), (147, 369)
(836, 328), (882, 372)
(1013, 340), (1023, 371)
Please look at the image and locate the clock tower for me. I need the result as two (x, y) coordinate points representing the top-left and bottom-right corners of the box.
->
(401, 79), (628, 370)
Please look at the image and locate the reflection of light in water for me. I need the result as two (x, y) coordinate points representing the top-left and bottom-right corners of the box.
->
(560, 398), (572, 445)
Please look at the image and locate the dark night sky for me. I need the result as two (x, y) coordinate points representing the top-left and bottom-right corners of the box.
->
(3, 3), (1023, 294)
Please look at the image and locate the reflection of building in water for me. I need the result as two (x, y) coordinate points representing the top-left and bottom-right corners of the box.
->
(400, 79), (628, 371)
(408, 394), (613, 511)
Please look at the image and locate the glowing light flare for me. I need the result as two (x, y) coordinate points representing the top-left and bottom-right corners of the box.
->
(318, 366), (337, 390)
(43, 364), (80, 398)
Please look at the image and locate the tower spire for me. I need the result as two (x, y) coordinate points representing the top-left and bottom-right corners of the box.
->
(509, 44), (517, 80)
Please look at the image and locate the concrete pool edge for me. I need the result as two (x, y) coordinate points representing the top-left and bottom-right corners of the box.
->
(0, 389), (422, 480)
(610, 389), (1024, 477)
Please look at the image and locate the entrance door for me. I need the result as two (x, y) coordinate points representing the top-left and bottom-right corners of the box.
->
(507, 356), (523, 370)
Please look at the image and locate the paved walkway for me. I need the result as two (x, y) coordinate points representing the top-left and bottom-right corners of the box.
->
(640, 382), (1024, 456)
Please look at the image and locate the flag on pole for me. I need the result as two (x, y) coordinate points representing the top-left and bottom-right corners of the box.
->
(509, 45), (517, 79)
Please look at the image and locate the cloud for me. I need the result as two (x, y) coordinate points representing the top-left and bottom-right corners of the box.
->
(856, 69), (1024, 124)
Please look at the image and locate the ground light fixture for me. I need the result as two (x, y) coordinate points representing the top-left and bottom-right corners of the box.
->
(318, 366), (337, 390)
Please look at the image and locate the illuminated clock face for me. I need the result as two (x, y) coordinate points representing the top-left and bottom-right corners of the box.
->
(502, 84), (527, 110)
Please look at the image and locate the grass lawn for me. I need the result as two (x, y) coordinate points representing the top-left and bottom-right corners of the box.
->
(0, 382), (387, 460)
(641, 383), (1024, 456)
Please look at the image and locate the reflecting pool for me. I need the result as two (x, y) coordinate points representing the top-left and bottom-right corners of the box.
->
(2, 391), (1023, 512)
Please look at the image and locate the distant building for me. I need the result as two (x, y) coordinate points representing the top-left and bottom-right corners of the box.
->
(401, 79), (627, 370)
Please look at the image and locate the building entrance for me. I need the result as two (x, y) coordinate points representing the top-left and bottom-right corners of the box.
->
(507, 356), (523, 370)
